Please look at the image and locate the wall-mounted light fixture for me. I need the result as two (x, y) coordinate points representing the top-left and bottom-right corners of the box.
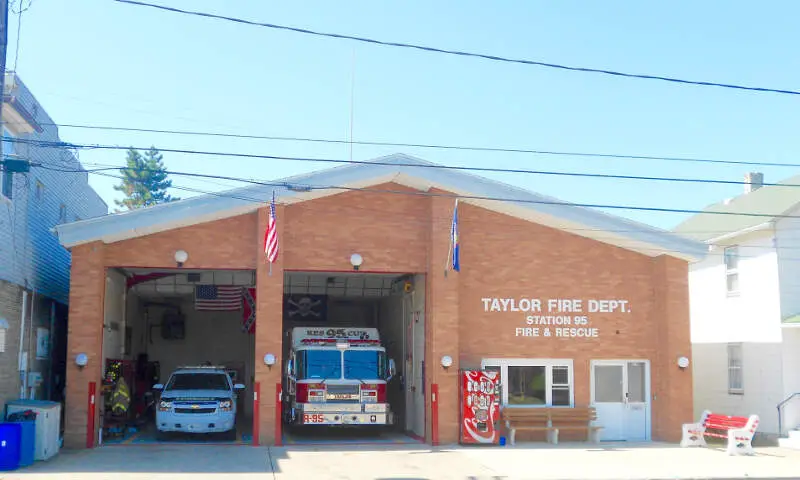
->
(441, 355), (453, 369)
(350, 253), (363, 271)
(174, 250), (189, 267)
(263, 353), (276, 368)
(75, 353), (88, 370)
(677, 356), (690, 369)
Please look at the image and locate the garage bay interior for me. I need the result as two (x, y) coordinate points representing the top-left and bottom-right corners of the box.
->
(100, 268), (256, 444)
(281, 272), (426, 444)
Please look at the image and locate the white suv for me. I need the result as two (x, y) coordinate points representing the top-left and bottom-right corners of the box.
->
(153, 366), (245, 440)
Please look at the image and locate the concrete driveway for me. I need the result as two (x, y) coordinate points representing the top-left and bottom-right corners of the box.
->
(2, 442), (800, 480)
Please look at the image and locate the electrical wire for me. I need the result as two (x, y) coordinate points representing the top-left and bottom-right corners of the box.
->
(12, 136), (800, 191)
(87, 169), (800, 262)
(26, 121), (800, 170)
(114, 0), (800, 97)
(32, 162), (800, 220)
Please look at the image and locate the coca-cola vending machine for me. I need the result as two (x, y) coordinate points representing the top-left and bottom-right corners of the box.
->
(459, 369), (501, 444)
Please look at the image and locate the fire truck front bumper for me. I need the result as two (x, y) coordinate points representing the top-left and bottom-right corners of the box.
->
(293, 403), (393, 425)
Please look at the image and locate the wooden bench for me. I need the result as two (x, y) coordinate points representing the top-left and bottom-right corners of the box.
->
(681, 410), (760, 455)
(502, 407), (602, 445)
(549, 407), (602, 444)
(501, 408), (555, 445)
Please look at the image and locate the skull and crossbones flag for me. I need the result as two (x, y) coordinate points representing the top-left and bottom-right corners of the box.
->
(284, 294), (327, 321)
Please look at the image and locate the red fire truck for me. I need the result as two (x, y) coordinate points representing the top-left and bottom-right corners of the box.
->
(283, 327), (396, 427)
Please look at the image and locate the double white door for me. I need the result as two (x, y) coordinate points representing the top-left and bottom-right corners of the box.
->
(591, 360), (650, 441)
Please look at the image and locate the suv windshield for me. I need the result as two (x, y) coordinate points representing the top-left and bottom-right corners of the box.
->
(296, 350), (342, 380)
(166, 373), (230, 391)
(344, 350), (386, 380)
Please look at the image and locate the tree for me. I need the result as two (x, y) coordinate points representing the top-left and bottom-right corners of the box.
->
(113, 147), (179, 211)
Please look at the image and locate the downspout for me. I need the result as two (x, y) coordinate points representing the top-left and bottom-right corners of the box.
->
(27, 290), (35, 399)
(18, 290), (28, 399)
(47, 301), (55, 399)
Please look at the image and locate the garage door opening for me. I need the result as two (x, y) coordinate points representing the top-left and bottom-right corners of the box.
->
(99, 268), (256, 445)
(281, 271), (426, 445)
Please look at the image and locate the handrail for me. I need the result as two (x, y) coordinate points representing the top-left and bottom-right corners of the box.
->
(777, 392), (800, 436)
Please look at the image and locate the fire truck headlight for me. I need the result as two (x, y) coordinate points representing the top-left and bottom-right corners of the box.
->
(219, 400), (233, 411)
(158, 401), (172, 412)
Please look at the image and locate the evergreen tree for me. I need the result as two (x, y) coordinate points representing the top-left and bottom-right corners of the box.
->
(113, 147), (178, 211)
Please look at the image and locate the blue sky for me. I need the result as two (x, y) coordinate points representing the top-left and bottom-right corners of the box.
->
(9, 0), (800, 230)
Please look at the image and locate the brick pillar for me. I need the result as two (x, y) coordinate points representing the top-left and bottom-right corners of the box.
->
(255, 206), (284, 445)
(64, 242), (105, 449)
(426, 194), (460, 444)
(651, 255), (693, 442)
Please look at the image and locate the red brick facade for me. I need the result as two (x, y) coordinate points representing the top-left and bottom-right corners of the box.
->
(64, 183), (693, 448)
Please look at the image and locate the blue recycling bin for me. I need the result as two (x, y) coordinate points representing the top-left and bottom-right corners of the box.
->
(12, 422), (35, 467)
(0, 423), (22, 471)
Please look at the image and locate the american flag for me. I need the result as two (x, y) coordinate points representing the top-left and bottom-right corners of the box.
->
(194, 285), (243, 311)
(264, 191), (279, 263)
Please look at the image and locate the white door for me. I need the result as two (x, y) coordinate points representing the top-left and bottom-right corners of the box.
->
(405, 274), (426, 438)
(591, 360), (650, 442)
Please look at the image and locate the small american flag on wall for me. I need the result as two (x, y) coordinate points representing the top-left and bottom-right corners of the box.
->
(194, 285), (243, 311)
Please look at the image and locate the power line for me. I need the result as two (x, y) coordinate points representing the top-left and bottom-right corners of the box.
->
(32, 162), (800, 220)
(83, 169), (800, 261)
(34, 121), (800, 169)
(114, 0), (800, 97)
(12, 136), (800, 191)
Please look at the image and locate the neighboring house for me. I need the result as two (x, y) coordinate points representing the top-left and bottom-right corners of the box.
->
(0, 72), (107, 412)
(675, 172), (800, 444)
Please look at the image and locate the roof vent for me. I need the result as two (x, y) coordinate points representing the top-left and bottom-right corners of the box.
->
(744, 172), (763, 193)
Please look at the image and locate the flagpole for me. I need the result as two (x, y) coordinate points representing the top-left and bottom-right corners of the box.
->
(444, 198), (458, 276)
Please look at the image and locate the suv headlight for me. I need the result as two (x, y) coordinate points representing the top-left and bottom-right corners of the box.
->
(219, 399), (233, 411)
(158, 401), (172, 412)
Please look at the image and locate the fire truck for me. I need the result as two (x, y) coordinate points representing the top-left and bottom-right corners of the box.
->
(283, 327), (396, 427)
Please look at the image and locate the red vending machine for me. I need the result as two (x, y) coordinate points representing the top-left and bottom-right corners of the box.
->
(459, 369), (501, 444)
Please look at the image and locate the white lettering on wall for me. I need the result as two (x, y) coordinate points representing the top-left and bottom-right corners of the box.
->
(483, 297), (631, 339)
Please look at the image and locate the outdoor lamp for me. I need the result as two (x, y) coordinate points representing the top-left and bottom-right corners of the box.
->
(350, 253), (363, 271)
(75, 353), (88, 369)
(441, 355), (453, 369)
(677, 356), (690, 369)
(174, 249), (188, 267)
(263, 353), (276, 368)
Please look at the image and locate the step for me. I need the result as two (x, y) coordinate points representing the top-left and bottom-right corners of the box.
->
(779, 432), (800, 450)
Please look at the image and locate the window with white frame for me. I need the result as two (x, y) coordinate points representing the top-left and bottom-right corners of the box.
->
(727, 343), (743, 394)
(0, 318), (8, 353)
(481, 359), (573, 407)
(724, 246), (739, 294)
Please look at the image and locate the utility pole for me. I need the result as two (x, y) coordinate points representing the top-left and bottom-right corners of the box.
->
(0, 0), (8, 164)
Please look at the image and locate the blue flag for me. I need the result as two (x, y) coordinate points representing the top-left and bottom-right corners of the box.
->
(451, 199), (460, 271)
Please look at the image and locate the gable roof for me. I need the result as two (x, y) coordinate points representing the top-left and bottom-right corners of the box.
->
(55, 153), (705, 261)
(673, 174), (800, 242)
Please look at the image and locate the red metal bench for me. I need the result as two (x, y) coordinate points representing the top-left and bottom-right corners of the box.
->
(681, 410), (759, 455)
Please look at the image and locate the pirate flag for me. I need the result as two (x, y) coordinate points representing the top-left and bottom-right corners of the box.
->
(284, 294), (328, 322)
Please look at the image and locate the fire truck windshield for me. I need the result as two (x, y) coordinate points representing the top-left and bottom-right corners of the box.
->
(344, 350), (387, 380)
(296, 350), (342, 380)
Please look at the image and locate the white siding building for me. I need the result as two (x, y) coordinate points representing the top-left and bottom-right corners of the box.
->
(675, 173), (800, 445)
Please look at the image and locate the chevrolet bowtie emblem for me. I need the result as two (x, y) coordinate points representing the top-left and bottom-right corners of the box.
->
(191, 405), (199, 409)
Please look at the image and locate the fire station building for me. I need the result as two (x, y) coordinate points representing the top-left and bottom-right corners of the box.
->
(55, 153), (705, 448)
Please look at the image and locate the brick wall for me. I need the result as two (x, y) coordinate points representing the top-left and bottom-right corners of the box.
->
(63, 183), (693, 447)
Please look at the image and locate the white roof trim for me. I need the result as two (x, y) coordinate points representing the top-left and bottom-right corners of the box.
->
(55, 153), (706, 261)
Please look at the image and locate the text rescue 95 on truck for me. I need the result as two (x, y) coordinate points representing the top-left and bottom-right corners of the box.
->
(283, 327), (397, 427)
